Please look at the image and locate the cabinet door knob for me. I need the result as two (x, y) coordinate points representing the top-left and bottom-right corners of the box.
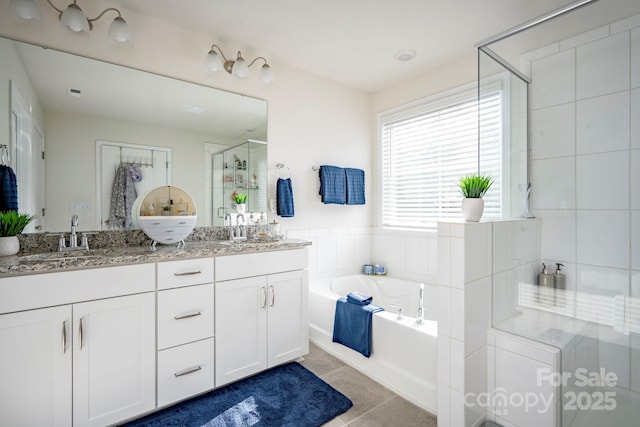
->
(261, 286), (267, 309)
(174, 365), (202, 377)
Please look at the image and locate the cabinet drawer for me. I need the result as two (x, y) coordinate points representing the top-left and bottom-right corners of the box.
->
(157, 338), (214, 407)
(158, 284), (214, 349)
(157, 258), (214, 290)
(215, 248), (308, 281)
(138, 216), (197, 228)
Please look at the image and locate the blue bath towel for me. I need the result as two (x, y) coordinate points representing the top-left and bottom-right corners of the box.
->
(277, 178), (295, 217)
(319, 165), (346, 204)
(346, 291), (372, 306)
(332, 297), (383, 358)
(345, 168), (365, 205)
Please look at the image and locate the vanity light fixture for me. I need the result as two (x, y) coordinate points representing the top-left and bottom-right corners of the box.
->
(8, 0), (132, 43)
(206, 44), (274, 83)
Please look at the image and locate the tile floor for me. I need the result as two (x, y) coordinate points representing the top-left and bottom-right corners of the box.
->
(300, 342), (438, 427)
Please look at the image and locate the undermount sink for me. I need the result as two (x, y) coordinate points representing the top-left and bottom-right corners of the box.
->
(19, 252), (99, 263)
(218, 238), (280, 246)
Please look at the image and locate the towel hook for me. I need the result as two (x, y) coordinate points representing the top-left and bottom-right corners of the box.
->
(276, 163), (292, 179)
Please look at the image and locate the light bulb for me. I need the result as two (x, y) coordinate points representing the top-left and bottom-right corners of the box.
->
(232, 56), (249, 78)
(206, 50), (223, 72)
(259, 64), (274, 83)
(9, 0), (41, 21)
(60, 3), (90, 33)
(108, 17), (131, 43)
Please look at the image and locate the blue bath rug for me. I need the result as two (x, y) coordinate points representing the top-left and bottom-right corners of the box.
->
(121, 362), (352, 427)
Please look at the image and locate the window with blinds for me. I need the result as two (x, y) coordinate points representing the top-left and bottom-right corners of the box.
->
(379, 84), (503, 229)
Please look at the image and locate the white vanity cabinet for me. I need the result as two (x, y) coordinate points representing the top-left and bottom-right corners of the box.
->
(214, 249), (309, 387)
(156, 258), (215, 407)
(0, 305), (72, 427)
(0, 264), (156, 427)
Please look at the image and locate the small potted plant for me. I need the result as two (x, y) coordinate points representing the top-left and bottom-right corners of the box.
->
(232, 192), (248, 213)
(459, 174), (493, 222)
(161, 205), (172, 216)
(0, 211), (34, 256)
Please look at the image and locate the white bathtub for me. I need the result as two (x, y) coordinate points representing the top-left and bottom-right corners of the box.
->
(308, 274), (438, 413)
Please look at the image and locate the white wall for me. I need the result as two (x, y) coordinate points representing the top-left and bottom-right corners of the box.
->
(0, 0), (373, 232)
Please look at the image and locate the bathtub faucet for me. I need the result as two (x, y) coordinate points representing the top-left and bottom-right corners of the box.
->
(416, 283), (424, 323)
(389, 304), (404, 320)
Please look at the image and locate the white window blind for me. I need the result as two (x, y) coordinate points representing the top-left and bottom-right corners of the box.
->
(380, 85), (503, 229)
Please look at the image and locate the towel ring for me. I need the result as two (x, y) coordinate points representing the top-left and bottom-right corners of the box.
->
(276, 163), (292, 179)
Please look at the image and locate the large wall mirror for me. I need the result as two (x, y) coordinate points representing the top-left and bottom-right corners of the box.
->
(0, 37), (267, 233)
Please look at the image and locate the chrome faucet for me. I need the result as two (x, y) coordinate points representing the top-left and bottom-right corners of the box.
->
(235, 214), (247, 240)
(70, 215), (79, 248)
(416, 283), (424, 323)
(56, 215), (90, 251)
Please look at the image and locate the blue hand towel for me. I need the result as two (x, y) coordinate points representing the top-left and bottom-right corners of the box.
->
(345, 168), (365, 205)
(319, 165), (346, 204)
(332, 297), (384, 358)
(346, 291), (372, 306)
(277, 178), (295, 217)
(0, 165), (18, 211)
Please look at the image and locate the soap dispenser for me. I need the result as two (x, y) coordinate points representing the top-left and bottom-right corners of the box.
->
(554, 263), (566, 307)
(537, 263), (554, 304)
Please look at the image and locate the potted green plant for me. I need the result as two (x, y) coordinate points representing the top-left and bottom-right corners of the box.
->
(161, 205), (172, 216)
(0, 211), (34, 256)
(233, 192), (248, 213)
(459, 174), (493, 222)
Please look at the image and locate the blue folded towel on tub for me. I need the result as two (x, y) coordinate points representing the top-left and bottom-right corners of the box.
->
(346, 291), (372, 306)
(332, 297), (384, 357)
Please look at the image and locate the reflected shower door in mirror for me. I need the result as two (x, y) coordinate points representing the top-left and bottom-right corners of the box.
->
(212, 140), (267, 226)
(0, 36), (267, 233)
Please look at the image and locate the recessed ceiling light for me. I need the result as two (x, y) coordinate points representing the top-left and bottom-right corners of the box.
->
(182, 104), (205, 114)
(394, 50), (416, 62)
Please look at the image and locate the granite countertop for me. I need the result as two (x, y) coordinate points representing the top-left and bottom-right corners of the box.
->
(0, 239), (311, 278)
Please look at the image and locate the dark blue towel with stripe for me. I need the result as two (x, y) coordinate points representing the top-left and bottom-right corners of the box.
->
(332, 297), (383, 357)
(319, 165), (346, 204)
(276, 178), (295, 217)
(0, 165), (18, 211)
(345, 168), (365, 205)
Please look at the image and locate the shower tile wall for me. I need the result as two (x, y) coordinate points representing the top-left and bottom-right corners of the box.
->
(527, 13), (640, 396)
(286, 227), (438, 284)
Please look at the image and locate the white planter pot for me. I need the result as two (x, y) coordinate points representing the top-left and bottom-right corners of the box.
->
(461, 198), (484, 222)
(0, 235), (20, 256)
(236, 204), (246, 214)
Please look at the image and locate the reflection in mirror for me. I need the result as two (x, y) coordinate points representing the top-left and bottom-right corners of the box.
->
(211, 140), (267, 226)
(0, 37), (267, 233)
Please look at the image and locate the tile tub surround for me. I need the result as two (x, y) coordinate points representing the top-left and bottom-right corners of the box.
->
(0, 236), (310, 277)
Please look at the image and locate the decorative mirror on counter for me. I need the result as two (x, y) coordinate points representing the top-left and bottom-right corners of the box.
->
(133, 185), (196, 248)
